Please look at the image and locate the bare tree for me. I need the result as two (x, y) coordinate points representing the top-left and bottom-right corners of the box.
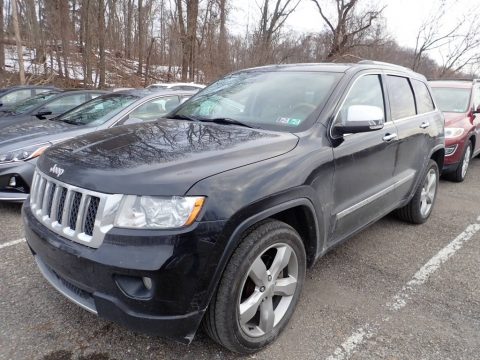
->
(12, 0), (25, 84)
(253, 0), (301, 64)
(137, 0), (145, 75)
(311, 0), (384, 61)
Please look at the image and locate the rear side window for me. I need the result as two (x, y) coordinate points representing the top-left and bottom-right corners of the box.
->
(474, 85), (480, 110)
(412, 80), (435, 114)
(387, 76), (416, 120)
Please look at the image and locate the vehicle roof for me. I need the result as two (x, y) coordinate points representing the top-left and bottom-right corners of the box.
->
(238, 61), (422, 78)
(428, 80), (473, 89)
(112, 88), (198, 98)
(148, 82), (205, 87)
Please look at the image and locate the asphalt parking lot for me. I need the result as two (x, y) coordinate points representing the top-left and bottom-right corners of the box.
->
(1, 159), (480, 360)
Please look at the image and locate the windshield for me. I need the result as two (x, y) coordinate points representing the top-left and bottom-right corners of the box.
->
(7, 92), (59, 114)
(55, 94), (138, 126)
(170, 71), (342, 132)
(431, 87), (471, 113)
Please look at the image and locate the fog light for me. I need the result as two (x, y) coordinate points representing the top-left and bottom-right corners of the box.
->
(142, 277), (153, 290)
(445, 145), (457, 156)
(8, 176), (16, 187)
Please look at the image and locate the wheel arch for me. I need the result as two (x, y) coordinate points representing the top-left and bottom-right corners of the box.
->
(430, 145), (445, 171)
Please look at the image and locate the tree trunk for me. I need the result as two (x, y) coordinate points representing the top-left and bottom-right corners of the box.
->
(12, 0), (25, 84)
(125, 0), (133, 59)
(0, 0), (4, 72)
(186, 0), (199, 81)
(137, 0), (144, 75)
(98, 0), (106, 88)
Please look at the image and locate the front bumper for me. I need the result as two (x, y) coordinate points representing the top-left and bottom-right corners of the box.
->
(0, 159), (36, 202)
(22, 200), (226, 343)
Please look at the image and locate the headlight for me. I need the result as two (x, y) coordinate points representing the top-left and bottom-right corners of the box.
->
(114, 195), (205, 229)
(0, 143), (50, 163)
(444, 127), (464, 138)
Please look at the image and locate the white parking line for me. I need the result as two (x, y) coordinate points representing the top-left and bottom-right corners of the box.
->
(326, 217), (480, 360)
(0, 238), (26, 250)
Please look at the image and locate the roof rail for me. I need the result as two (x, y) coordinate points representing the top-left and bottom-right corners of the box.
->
(357, 60), (413, 72)
(429, 78), (480, 83)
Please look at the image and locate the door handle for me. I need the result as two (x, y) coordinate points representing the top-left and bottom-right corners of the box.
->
(420, 121), (430, 129)
(382, 133), (398, 142)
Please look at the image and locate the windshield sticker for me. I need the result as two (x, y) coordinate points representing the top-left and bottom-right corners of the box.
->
(276, 117), (302, 126)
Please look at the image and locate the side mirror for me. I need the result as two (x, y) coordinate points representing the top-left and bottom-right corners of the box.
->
(34, 108), (53, 119)
(334, 105), (384, 135)
(473, 105), (480, 114)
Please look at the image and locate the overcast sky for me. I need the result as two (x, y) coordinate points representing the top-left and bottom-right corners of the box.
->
(230, 0), (475, 63)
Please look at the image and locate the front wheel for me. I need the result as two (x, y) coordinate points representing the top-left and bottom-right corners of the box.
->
(203, 220), (306, 354)
(446, 140), (472, 182)
(396, 159), (439, 224)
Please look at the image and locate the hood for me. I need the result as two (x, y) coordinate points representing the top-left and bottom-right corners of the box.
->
(38, 119), (299, 196)
(443, 112), (470, 127)
(0, 119), (89, 152)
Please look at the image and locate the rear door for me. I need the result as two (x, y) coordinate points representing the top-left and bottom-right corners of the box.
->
(388, 75), (441, 202)
(330, 72), (399, 242)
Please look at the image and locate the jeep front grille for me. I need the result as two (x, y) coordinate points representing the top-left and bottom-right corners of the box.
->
(30, 169), (122, 248)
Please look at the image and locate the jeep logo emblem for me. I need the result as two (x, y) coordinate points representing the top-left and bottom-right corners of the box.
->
(49, 164), (64, 178)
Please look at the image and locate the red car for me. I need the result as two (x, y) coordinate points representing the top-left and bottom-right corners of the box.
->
(430, 80), (480, 181)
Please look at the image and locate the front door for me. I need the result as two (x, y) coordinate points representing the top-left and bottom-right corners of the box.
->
(330, 73), (398, 242)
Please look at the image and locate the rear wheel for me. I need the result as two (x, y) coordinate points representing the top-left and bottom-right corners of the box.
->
(396, 159), (439, 224)
(203, 220), (306, 354)
(446, 141), (472, 182)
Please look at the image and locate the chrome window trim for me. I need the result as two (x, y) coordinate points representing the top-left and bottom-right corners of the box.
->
(329, 71), (385, 140)
(336, 173), (415, 220)
(30, 169), (123, 248)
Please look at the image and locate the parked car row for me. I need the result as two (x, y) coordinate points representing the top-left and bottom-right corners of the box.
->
(2, 62), (478, 353)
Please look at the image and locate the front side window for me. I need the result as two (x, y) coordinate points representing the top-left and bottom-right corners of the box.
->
(412, 80), (435, 114)
(0, 89), (32, 106)
(431, 87), (471, 113)
(42, 94), (88, 114)
(338, 74), (385, 123)
(129, 96), (180, 121)
(387, 76), (416, 120)
(171, 71), (342, 132)
(55, 94), (138, 126)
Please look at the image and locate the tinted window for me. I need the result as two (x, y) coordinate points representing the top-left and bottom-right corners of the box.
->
(172, 71), (342, 132)
(0, 89), (32, 106)
(387, 76), (416, 120)
(55, 94), (138, 126)
(43, 94), (87, 114)
(129, 96), (180, 121)
(431, 87), (471, 113)
(412, 80), (435, 114)
(339, 74), (385, 122)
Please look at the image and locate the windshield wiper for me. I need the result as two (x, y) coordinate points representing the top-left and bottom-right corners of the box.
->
(168, 114), (200, 122)
(61, 119), (81, 125)
(200, 117), (255, 129)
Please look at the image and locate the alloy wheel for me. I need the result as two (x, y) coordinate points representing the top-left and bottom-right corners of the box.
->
(238, 243), (298, 338)
(420, 168), (437, 217)
(461, 145), (471, 179)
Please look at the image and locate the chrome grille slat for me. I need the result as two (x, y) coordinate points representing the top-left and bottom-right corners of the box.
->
(29, 169), (121, 249)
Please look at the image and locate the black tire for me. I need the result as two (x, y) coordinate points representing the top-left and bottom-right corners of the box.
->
(203, 219), (306, 354)
(396, 159), (439, 224)
(445, 141), (472, 183)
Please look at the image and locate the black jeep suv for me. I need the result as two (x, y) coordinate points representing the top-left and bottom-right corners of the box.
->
(22, 61), (444, 353)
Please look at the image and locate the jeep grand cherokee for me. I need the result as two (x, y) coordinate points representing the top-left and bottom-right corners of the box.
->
(22, 61), (444, 354)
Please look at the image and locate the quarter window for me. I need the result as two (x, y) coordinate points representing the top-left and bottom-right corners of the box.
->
(411, 80), (435, 114)
(387, 76), (416, 120)
(339, 74), (385, 122)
